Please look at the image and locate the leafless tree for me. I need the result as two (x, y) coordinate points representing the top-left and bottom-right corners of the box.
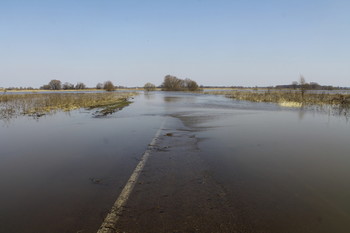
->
(162, 75), (200, 91)
(144, 82), (156, 91)
(62, 82), (74, 90)
(48, 79), (62, 90)
(75, 82), (86, 89)
(162, 75), (184, 91)
(299, 75), (307, 99)
(184, 78), (199, 91)
(96, 83), (103, 89)
(103, 81), (115, 91)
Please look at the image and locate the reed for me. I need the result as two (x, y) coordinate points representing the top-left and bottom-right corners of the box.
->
(206, 90), (350, 107)
(0, 92), (137, 120)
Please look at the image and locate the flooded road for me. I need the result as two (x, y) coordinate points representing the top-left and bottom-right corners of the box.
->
(1, 92), (350, 232)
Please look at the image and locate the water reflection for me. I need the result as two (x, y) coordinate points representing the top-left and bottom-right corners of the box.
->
(163, 95), (196, 103)
(143, 92), (155, 100)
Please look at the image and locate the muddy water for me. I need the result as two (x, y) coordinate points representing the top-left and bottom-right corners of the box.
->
(1, 92), (350, 233)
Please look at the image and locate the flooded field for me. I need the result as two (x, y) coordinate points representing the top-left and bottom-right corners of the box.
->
(1, 92), (350, 233)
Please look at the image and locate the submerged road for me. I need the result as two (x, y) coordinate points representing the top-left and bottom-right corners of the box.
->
(97, 92), (251, 233)
(2, 91), (350, 233)
(96, 92), (350, 233)
(97, 119), (247, 233)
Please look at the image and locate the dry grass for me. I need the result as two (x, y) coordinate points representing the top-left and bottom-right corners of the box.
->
(0, 92), (137, 120)
(206, 90), (350, 107)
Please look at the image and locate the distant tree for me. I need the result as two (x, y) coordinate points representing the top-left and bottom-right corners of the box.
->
(96, 83), (103, 89)
(162, 75), (184, 91)
(161, 75), (200, 91)
(299, 75), (307, 99)
(292, 81), (298, 90)
(48, 79), (62, 90)
(62, 82), (75, 90)
(309, 82), (320, 90)
(75, 82), (86, 89)
(144, 82), (156, 92)
(103, 81), (115, 91)
(40, 84), (51, 90)
(183, 78), (199, 91)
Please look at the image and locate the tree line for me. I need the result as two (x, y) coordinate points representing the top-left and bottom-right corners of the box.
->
(2, 75), (201, 92)
(144, 75), (200, 92)
(275, 76), (343, 91)
(40, 80), (116, 91)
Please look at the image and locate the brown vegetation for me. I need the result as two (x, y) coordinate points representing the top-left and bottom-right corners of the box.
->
(161, 75), (200, 91)
(103, 81), (115, 92)
(144, 83), (157, 92)
(0, 92), (136, 120)
(207, 90), (350, 107)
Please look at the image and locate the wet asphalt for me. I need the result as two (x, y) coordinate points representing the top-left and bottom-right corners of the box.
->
(113, 118), (250, 233)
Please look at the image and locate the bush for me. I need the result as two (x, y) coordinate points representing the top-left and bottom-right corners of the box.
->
(144, 83), (156, 91)
(103, 81), (115, 91)
(48, 79), (62, 90)
(75, 82), (86, 89)
(184, 78), (199, 91)
(161, 75), (199, 91)
(96, 83), (103, 89)
(162, 75), (184, 91)
(62, 82), (75, 90)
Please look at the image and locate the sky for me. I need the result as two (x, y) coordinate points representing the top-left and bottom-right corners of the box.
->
(1, 0), (349, 88)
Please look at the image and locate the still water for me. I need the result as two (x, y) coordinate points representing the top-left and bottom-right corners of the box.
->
(0, 95), (165, 233)
(1, 92), (350, 233)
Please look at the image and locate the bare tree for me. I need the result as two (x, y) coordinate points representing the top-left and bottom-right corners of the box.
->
(162, 75), (200, 91)
(103, 81), (115, 91)
(62, 82), (75, 90)
(40, 84), (51, 90)
(75, 82), (86, 89)
(184, 78), (199, 91)
(299, 75), (307, 99)
(144, 82), (156, 92)
(162, 75), (184, 91)
(48, 79), (62, 90)
(96, 83), (103, 89)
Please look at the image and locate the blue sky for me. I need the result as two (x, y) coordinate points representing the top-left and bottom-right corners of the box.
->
(1, 0), (349, 88)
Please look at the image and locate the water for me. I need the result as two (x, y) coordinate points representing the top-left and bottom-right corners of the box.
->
(0, 95), (165, 233)
(1, 92), (350, 233)
(158, 92), (350, 233)
(196, 109), (350, 233)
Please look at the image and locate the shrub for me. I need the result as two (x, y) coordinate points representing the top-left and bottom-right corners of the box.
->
(96, 83), (103, 89)
(62, 82), (75, 90)
(161, 75), (199, 91)
(48, 79), (62, 90)
(144, 83), (156, 91)
(75, 82), (86, 89)
(103, 81), (115, 92)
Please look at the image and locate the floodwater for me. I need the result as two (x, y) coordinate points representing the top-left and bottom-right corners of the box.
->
(1, 92), (350, 233)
